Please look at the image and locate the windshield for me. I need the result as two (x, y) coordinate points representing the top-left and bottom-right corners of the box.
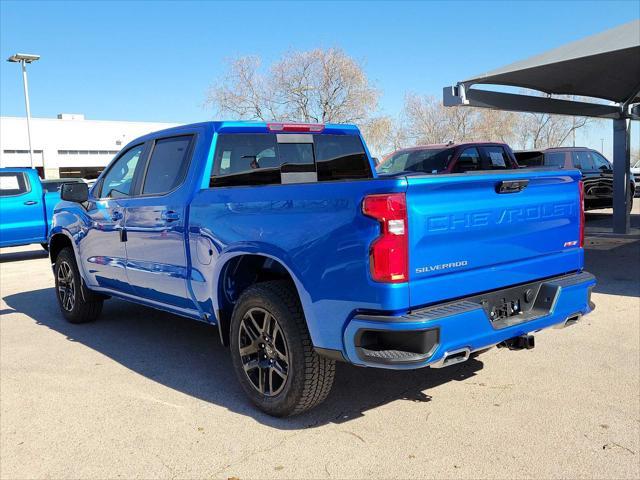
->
(377, 148), (453, 175)
(633, 158), (640, 169)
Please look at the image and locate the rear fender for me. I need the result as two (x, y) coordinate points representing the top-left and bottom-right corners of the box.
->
(209, 244), (315, 338)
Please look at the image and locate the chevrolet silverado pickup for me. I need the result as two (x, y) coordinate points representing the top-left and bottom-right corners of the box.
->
(0, 168), (77, 249)
(48, 122), (596, 416)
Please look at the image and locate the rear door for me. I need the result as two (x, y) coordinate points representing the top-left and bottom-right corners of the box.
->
(123, 134), (195, 309)
(0, 171), (45, 246)
(405, 170), (583, 306)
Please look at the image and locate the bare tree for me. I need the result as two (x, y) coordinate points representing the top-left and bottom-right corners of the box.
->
(360, 116), (407, 158)
(514, 112), (590, 149)
(400, 93), (519, 146)
(207, 48), (379, 124)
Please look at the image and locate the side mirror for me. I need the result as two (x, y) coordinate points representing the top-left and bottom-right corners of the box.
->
(61, 182), (88, 203)
(372, 157), (380, 167)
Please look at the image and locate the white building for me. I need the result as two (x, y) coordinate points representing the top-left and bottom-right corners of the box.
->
(0, 114), (179, 179)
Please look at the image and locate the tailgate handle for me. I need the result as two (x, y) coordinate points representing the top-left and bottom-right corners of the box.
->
(496, 179), (529, 194)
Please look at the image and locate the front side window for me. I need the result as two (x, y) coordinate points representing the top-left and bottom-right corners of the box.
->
(572, 151), (596, 170)
(100, 145), (145, 198)
(591, 152), (612, 171)
(453, 147), (481, 172)
(0, 172), (29, 196)
(142, 136), (193, 195)
(377, 148), (453, 175)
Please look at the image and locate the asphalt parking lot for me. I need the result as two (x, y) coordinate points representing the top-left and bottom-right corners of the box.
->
(1, 207), (639, 479)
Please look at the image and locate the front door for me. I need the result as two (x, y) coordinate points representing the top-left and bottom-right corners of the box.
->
(591, 151), (615, 207)
(79, 144), (146, 293)
(123, 134), (195, 310)
(571, 150), (604, 209)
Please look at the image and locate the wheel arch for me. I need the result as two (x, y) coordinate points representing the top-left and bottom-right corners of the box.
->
(49, 231), (75, 265)
(214, 252), (310, 346)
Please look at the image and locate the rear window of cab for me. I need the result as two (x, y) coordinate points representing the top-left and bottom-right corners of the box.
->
(210, 133), (372, 187)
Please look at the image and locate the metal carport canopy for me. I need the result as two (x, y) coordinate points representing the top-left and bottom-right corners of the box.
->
(443, 19), (640, 234)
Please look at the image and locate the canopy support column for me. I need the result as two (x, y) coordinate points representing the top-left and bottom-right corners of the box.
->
(612, 117), (631, 234)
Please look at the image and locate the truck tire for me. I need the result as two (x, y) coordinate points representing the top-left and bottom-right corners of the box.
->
(54, 247), (103, 324)
(229, 280), (335, 417)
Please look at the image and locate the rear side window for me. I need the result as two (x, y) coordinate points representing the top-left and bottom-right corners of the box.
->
(481, 146), (510, 169)
(544, 152), (566, 168)
(142, 136), (193, 195)
(572, 151), (596, 170)
(0, 172), (29, 196)
(210, 133), (371, 187)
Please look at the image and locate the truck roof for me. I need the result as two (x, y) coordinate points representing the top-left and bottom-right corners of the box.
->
(391, 141), (510, 152)
(132, 121), (361, 144)
(0, 167), (38, 173)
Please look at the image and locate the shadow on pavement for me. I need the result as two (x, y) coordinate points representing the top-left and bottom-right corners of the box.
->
(2, 287), (483, 429)
(0, 248), (48, 263)
(584, 212), (640, 297)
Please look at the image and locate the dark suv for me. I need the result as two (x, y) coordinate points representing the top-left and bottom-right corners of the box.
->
(515, 147), (635, 211)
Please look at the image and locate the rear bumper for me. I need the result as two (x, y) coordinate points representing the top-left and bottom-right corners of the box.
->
(342, 271), (596, 369)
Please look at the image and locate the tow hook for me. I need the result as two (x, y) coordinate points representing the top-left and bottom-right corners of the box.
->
(498, 334), (535, 351)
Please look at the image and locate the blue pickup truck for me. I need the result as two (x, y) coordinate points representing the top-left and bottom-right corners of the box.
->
(0, 168), (73, 250)
(48, 122), (596, 416)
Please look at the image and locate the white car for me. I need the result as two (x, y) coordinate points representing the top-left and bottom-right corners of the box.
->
(632, 159), (640, 197)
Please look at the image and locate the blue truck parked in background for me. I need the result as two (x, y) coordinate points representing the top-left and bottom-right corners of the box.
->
(0, 168), (69, 249)
(48, 121), (596, 416)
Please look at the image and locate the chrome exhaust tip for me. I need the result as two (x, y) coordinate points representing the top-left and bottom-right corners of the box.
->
(555, 313), (582, 329)
(431, 347), (471, 369)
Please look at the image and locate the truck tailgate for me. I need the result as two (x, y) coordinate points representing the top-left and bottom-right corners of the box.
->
(406, 169), (583, 307)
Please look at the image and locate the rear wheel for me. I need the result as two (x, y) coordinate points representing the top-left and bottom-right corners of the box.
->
(54, 247), (103, 323)
(229, 280), (335, 417)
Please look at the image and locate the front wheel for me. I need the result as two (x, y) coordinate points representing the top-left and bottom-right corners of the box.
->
(229, 280), (335, 417)
(54, 247), (103, 323)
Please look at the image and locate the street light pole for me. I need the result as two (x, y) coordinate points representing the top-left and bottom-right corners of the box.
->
(20, 60), (35, 168)
(7, 53), (40, 170)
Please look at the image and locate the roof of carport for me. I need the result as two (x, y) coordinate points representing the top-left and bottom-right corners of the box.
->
(462, 20), (640, 105)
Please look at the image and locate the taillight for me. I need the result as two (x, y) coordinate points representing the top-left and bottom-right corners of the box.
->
(362, 193), (408, 283)
(267, 123), (324, 133)
(579, 180), (585, 247)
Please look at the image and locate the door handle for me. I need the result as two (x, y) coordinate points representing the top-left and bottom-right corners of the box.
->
(161, 210), (180, 222)
(24, 200), (38, 205)
(111, 210), (123, 221)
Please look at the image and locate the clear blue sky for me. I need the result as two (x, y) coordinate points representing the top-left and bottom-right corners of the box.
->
(1, 1), (638, 156)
